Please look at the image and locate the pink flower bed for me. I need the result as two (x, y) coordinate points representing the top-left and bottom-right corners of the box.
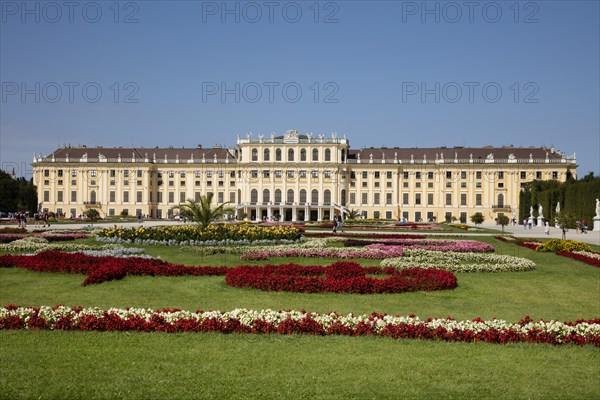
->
(241, 239), (494, 261)
(0, 233), (88, 243)
(2, 305), (598, 346)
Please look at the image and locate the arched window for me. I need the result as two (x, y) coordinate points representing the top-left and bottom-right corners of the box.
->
(90, 190), (97, 204)
(275, 189), (282, 204)
(250, 189), (258, 204)
(324, 190), (331, 205)
(300, 148), (306, 161)
(311, 189), (319, 205)
(263, 149), (270, 161)
(263, 189), (270, 203)
(286, 189), (294, 204)
(325, 148), (331, 161)
(300, 189), (307, 204)
(275, 148), (282, 161)
(251, 148), (258, 162)
(288, 149), (294, 162)
(312, 149), (318, 161)
(497, 193), (504, 207)
(341, 189), (346, 206)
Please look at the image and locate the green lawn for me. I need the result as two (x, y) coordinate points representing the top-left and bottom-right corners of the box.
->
(1, 236), (599, 399)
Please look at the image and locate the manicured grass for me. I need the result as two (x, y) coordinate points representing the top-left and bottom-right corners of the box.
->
(1, 331), (598, 400)
(1, 235), (599, 399)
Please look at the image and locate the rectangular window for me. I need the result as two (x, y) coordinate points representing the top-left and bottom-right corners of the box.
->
(428, 172), (434, 179)
(350, 192), (356, 205)
(373, 211), (380, 219)
(109, 208), (115, 216)
(137, 170), (143, 178)
(206, 171), (212, 178)
(415, 172), (421, 179)
(446, 171), (452, 179)
(361, 192), (368, 205)
(498, 171), (504, 179)
(520, 171), (527, 179)
(109, 191), (116, 203)
(124, 180), (129, 186)
(180, 192), (186, 203)
(427, 193), (434, 205)
(57, 169), (63, 177)
(460, 182), (467, 188)
(124, 170), (129, 178)
(276, 171), (283, 178)
(415, 193), (421, 205)
(123, 191), (129, 203)
(71, 170), (77, 177)
(71, 191), (77, 202)
(110, 180), (116, 186)
(374, 193), (380, 204)
(460, 193), (467, 206)
(403, 193), (409, 205)
(287, 171), (294, 178)
(386, 193), (392, 205)
(180, 180), (186, 186)
(207, 181), (212, 186)
(57, 191), (63, 202)
(218, 192), (224, 203)
(552, 171), (558, 179)
(446, 182), (452, 188)
(362, 182), (368, 188)
(445, 193), (452, 206)
(157, 192), (163, 204)
(229, 191), (235, 204)
(536, 171), (542, 179)
(324, 171), (331, 178)
(136, 191), (142, 203)
(386, 182), (392, 188)
(180, 172), (185, 178)
(251, 170), (258, 178)
(476, 182), (482, 188)
(350, 171), (356, 179)
(43, 191), (49, 202)
(90, 170), (96, 177)
(299, 170), (307, 178)
(476, 171), (482, 179)
(498, 183), (504, 188)
(386, 171), (392, 179)
(168, 192), (174, 203)
(44, 169), (49, 177)
(110, 170), (116, 177)
(403, 172), (409, 179)
(476, 193), (482, 206)
(415, 182), (421, 188)
(374, 171), (380, 179)
(362, 171), (368, 179)
(461, 171), (467, 179)
(374, 182), (380, 188)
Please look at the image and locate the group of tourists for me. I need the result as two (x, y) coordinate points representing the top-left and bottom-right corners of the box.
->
(33, 212), (50, 227)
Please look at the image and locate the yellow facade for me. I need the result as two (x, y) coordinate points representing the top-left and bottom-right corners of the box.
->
(32, 130), (577, 223)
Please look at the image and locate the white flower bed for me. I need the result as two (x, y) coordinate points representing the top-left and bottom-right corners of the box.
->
(573, 251), (600, 260)
(380, 249), (535, 272)
(73, 247), (151, 258)
(0, 237), (120, 253)
(181, 237), (340, 255)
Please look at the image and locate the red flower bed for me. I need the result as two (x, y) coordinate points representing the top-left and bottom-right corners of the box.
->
(0, 251), (227, 286)
(557, 251), (600, 268)
(304, 233), (426, 239)
(495, 236), (539, 250)
(225, 261), (457, 294)
(3, 305), (597, 346)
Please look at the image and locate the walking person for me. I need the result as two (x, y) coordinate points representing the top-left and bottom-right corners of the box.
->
(544, 221), (550, 235)
(337, 213), (343, 233)
(42, 212), (50, 228)
(332, 213), (337, 234)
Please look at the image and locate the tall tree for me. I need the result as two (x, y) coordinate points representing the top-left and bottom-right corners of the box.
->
(176, 193), (233, 228)
(0, 171), (18, 212)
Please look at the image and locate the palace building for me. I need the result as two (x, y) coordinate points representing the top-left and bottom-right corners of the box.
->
(32, 130), (577, 223)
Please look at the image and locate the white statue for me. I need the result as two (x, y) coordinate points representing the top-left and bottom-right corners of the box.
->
(596, 198), (600, 218)
(538, 205), (543, 217)
(530, 206), (534, 217)
(555, 202), (560, 214)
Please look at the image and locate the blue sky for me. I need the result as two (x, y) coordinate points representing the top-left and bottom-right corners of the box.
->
(1, 0), (598, 177)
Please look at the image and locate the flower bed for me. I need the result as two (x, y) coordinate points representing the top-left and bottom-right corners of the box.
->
(181, 237), (331, 256)
(305, 232), (427, 239)
(225, 261), (457, 294)
(0, 233), (88, 244)
(495, 236), (540, 250)
(380, 249), (536, 273)
(241, 239), (494, 261)
(97, 224), (302, 244)
(556, 250), (600, 268)
(0, 237), (120, 253)
(536, 239), (593, 253)
(0, 251), (227, 286)
(2, 305), (598, 346)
